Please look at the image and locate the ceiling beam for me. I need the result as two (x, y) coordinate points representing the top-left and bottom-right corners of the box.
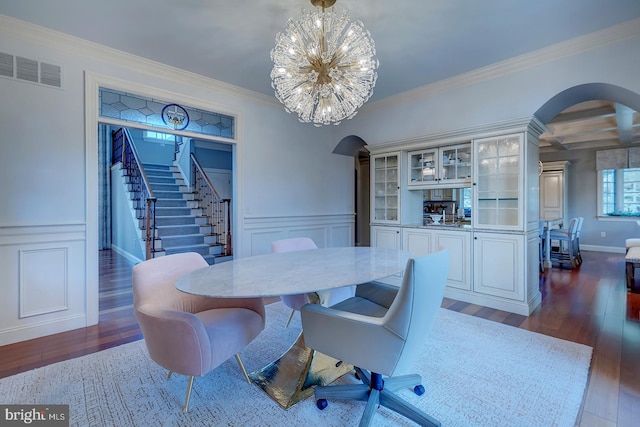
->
(547, 105), (615, 124)
(539, 136), (568, 150)
(616, 103), (634, 145)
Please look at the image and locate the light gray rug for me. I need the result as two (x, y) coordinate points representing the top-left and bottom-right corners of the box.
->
(1, 302), (592, 426)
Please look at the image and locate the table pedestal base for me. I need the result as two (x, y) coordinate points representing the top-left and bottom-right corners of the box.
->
(249, 331), (353, 409)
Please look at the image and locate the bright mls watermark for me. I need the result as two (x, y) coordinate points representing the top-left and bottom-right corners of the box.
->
(0, 405), (68, 426)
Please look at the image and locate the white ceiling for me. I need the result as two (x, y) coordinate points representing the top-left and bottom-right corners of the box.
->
(2, 0), (640, 150)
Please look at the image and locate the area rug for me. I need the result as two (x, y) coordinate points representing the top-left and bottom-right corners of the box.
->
(1, 302), (592, 427)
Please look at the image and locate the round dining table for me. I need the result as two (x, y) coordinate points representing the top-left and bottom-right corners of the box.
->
(175, 246), (411, 408)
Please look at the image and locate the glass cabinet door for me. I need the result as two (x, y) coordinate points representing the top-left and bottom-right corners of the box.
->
(372, 153), (399, 222)
(409, 149), (438, 185)
(441, 144), (472, 184)
(473, 134), (523, 229)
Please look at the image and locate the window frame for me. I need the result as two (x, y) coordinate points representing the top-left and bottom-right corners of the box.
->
(597, 168), (640, 221)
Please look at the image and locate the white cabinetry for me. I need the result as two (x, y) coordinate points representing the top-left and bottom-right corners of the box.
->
(473, 134), (523, 230)
(402, 228), (471, 291)
(472, 232), (524, 301)
(408, 143), (472, 187)
(372, 152), (400, 223)
(369, 119), (543, 316)
(371, 225), (401, 249)
(371, 152), (422, 225)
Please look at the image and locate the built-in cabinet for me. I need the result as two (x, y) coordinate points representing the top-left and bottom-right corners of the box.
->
(371, 225), (401, 249)
(472, 231), (524, 300)
(408, 143), (472, 187)
(372, 152), (400, 223)
(370, 119), (543, 316)
(473, 133), (523, 230)
(402, 227), (471, 291)
(371, 152), (423, 225)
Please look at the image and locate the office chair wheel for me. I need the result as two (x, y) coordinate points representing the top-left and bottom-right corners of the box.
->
(316, 399), (329, 411)
(414, 385), (425, 396)
(316, 399), (328, 410)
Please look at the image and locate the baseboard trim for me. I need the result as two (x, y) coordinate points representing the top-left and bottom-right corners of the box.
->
(581, 244), (625, 254)
(111, 244), (144, 265)
(0, 313), (87, 346)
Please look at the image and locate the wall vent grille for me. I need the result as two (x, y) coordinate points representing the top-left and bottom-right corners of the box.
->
(0, 52), (13, 78)
(0, 52), (62, 88)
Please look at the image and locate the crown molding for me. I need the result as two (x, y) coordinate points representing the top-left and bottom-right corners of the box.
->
(0, 14), (278, 106)
(367, 116), (540, 153)
(368, 17), (640, 111)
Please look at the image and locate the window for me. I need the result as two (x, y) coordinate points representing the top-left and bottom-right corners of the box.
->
(143, 130), (175, 143)
(599, 168), (640, 217)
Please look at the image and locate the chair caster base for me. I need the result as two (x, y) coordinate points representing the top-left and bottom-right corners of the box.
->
(316, 398), (328, 410)
(414, 384), (425, 396)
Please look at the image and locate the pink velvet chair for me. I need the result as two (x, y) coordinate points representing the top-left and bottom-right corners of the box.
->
(271, 237), (355, 327)
(132, 252), (266, 412)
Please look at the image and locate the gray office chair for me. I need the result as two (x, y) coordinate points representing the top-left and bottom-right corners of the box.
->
(301, 249), (449, 427)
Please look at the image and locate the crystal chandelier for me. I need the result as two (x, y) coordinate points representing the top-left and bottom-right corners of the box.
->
(270, 0), (379, 126)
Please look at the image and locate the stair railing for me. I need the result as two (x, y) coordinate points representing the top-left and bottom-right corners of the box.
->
(190, 153), (232, 257)
(112, 128), (157, 260)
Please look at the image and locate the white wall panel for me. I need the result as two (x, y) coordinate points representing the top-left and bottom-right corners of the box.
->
(0, 225), (86, 345)
(244, 214), (354, 256)
(19, 247), (69, 318)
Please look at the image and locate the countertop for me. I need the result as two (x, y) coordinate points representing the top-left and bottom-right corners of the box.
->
(403, 222), (473, 231)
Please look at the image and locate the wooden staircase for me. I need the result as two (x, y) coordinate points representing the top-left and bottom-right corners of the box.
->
(142, 163), (226, 265)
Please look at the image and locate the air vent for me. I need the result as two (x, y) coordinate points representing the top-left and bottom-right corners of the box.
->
(0, 52), (62, 88)
(16, 56), (38, 83)
(40, 62), (61, 87)
(0, 52), (13, 78)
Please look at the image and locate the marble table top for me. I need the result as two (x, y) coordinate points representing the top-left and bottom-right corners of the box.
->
(176, 246), (411, 298)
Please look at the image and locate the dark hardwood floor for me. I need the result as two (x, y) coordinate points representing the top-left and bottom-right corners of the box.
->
(1, 249), (639, 426)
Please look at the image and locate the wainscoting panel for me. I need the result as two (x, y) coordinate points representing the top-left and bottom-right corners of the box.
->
(0, 224), (87, 346)
(19, 247), (69, 318)
(242, 214), (355, 257)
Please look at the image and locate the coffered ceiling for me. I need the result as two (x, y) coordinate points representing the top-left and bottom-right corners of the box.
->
(539, 101), (640, 153)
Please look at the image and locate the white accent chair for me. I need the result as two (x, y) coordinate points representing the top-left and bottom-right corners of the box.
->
(301, 249), (449, 427)
(132, 252), (266, 412)
(271, 237), (355, 327)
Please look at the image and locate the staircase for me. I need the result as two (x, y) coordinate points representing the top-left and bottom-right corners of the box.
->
(143, 163), (224, 265)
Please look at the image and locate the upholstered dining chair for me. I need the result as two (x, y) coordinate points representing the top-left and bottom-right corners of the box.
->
(132, 252), (266, 412)
(301, 249), (449, 427)
(271, 237), (355, 327)
(550, 217), (580, 268)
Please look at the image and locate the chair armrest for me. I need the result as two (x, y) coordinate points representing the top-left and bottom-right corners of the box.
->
(135, 304), (211, 376)
(301, 303), (403, 376)
(355, 281), (398, 309)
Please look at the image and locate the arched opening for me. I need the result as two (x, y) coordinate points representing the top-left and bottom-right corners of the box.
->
(333, 135), (370, 246)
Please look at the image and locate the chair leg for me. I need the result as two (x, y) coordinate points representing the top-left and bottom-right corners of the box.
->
(360, 388), (381, 427)
(285, 309), (296, 328)
(235, 353), (250, 383)
(183, 375), (195, 413)
(379, 389), (441, 427)
(166, 370), (173, 379)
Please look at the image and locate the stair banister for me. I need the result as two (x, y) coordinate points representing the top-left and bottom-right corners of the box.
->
(112, 128), (158, 259)
(190, 153), (232, 257)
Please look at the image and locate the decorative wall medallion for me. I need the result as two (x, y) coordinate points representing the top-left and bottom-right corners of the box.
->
(162, 103), (190, 130)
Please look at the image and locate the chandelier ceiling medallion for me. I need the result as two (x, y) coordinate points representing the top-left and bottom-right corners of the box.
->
(270, 0), (379, 126)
